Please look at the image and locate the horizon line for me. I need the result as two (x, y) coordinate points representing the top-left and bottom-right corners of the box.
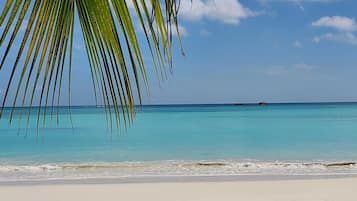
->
(4, 101), (357, 108)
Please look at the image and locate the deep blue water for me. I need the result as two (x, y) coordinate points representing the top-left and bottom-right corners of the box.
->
(1, 103), (357, 165)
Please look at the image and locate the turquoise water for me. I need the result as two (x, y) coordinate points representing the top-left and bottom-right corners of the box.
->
(1, 103), (357, 181)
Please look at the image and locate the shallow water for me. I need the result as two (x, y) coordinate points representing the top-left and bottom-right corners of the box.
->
(1, 103), (357, 181)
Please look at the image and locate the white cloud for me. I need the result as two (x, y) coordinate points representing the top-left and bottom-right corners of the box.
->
(127, 0), (257, 25)
(199, 29), (211, 36)
(293, 41), (302, 48)
(263, 66), (289, 76)
(294, 63), (315, 71)
(260, 0), (337, 3)
(171, 24), (188, 37)
(312, 16), (357, 32)
(260, 0), (337, 11)
(262, 63), (316, 76)
(312, 16), (357, 45)
(137, 22), (188, 38)
(313, 32), (357, 45)
(179, 0), (257, 25)
(127, 0), (255, 38)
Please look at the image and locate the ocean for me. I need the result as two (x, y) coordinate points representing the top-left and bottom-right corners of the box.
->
(1, 103), (357, 182)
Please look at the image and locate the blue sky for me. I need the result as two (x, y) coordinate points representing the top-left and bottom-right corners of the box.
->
(1, 0), (357, 105)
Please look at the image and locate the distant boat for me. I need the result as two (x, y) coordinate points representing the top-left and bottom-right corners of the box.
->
(258, 102), (267, 106)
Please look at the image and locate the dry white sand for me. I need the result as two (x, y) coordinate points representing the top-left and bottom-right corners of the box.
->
(1, 177), (357, 201)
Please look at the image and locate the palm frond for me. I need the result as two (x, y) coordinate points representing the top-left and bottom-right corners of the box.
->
(0, 0), (182, 131)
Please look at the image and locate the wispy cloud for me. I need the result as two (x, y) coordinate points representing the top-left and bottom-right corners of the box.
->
(171, 24), (188, 37)
(260, 0), (337, 3)
(262, 63), (316, 76)
(312, 16), (357, 32)
(260, 0), (338, 11)
(199, 29), (211, 36)
(313, 32), (357, 45)
(293, 41), (303, 48)
(179, 0), (258, 25)
(136, 21), (188, 38)
(127, 0), (257, 38)
(294, 63), (315, 71)
(127, 0), (258, 25)
(312, 16), (357, 45)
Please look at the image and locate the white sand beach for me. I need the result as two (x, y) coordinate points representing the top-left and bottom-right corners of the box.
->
(1, 177), (356, 201)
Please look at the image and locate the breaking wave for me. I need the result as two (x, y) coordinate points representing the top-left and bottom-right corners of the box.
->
(0, 160), (356, 182)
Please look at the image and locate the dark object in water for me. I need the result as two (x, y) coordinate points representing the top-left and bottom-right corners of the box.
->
(325, 162), (356, 167)
(258, 102), (267, 105)
(234, 103), (244, 106)
(196, 162), (226, 167)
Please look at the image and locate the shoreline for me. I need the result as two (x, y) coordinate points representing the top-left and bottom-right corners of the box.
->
(1, 177), (356, 201)
(0, 160), (357, 185)
(1, 160), (357, 184)
(1, 173), (357, 186)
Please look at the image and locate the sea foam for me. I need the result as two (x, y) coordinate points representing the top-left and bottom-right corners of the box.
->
(0, 160), (356, 182)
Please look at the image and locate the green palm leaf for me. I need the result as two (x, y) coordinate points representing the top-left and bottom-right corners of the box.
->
(0, 0), (183, 131)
